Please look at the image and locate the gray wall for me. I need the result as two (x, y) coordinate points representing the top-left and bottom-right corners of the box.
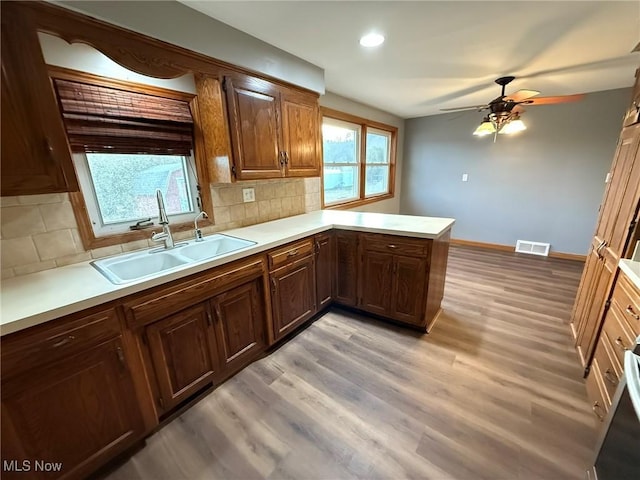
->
(56, 1), (324, 93)
(401, 88), (631, 255)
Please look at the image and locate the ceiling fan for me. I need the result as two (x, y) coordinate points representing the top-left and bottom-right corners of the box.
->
(441, 76), (585, 140)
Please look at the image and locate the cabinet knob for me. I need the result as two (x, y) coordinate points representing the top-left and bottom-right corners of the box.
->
(52, 335), (75, 348)
(287, 249), (299, 257)
(592, 401), (605, 421)
(614, 336), (628, 352)
(387, 244), (398, 249)
(604, 369), (618, 386)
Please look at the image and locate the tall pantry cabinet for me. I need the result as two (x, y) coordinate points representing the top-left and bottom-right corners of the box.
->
(570, 66), (640, 371)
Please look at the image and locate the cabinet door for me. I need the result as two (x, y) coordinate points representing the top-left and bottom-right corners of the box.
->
(315, 232), (334, 310)
(281, 92), (320, 177)
(391, 255), (428, 325)
(571, 242), (603, 342)
(224, 75), (283, 180)
(359, 250), (393, 316)
(1, 338), (143, 480)
(334, 231), (359, 306)
(1, 3), (78, 196)
(575, 248), (617, 367)
(211, 280), (266, 376)
(145, 303), (219, 413)
(270, 255), (316, 342)
(594, 126), (640, 252)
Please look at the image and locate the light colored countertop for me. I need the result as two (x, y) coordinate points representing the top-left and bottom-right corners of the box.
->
(0, 210), (454, 336)
(619, 259), (640, 290)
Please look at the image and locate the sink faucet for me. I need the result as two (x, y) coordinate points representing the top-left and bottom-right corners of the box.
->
(194, 211), (208, 242)
(150, 190), (175, 249)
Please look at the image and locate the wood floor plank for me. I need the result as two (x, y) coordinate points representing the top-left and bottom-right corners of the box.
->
(106, 245), (597, 479)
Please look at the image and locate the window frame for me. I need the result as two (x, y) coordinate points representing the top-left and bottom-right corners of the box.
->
(320, 107), (397, 209)
(49, 66), (214, 250)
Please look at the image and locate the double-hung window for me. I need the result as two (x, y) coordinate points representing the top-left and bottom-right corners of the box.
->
(321, 109), (396, 208)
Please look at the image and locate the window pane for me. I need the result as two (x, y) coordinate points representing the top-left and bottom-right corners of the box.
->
(365, 165), (390, 197)
(366, 130), (390, 164)
(322, 123), (359, 164)
(323, 165), (359, 204)
(86, 153), (194, 225)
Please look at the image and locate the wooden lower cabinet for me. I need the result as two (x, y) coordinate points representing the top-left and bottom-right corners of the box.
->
(357, 234), (432, 327)
(315, 232), (334, 310)
(359, 251), (393, 316)
(145, 303), (220, 414)
(571, 241), (617, 367)
(392, 255), (428, 325)
(1, 337), (144, 480)
(270, 254), (316, 342)
(334, 231), (359, 306)
(211, 279), (266, 376)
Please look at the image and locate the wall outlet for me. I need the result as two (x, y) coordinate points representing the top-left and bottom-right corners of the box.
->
(462, 173), (468, 182)
(242, 188), (255, 203)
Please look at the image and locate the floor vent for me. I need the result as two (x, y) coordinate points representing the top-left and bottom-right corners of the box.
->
(515, 240), (550, 257)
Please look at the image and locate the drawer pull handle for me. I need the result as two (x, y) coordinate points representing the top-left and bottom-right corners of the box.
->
(625, 305), (640, 320)
(592, 401), (605, 421)
(614, 337), (628, 352)
(387, 244), (398, 249)
(52, 335), (75, 348)
(287, 249), (299, 257)
(604, 369), (619, 386)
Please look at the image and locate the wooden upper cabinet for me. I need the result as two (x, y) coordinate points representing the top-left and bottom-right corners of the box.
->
(1, 3), (78, 196)
(224, 75), (284, 179)
(622, 67), (640, 127)
(211, 279), (266, 376)
(1, 337), (143, 480)
(145, 303), (220, 413)
(224, 73), (321, 180)
(594, 124), (640, 255)
(281, 92), (321, 177)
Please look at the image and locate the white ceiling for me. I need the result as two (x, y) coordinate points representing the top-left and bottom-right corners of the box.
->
(181, 1), (640, 118)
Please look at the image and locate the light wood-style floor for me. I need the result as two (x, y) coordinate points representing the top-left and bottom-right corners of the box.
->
(106, 245), (597, 480)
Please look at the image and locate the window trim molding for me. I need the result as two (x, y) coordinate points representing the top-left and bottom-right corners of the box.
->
(49, 66), (214, 250)
(320, 107), (397, 210)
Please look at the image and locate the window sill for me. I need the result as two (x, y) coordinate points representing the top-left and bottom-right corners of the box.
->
(70, 192), (214, 250)
(323, 193), (394, 211)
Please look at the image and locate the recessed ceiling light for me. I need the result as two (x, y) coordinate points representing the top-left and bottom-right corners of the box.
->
(359, 33), (385, 48)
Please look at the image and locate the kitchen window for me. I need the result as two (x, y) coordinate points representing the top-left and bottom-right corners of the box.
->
(49, 66), (213, 249)
(321, 108), (396, 208)
(74, 152), (199, 236)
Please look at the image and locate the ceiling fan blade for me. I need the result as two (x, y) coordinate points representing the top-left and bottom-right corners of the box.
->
(525, 94), (585, 105)
(440, 105), (488, 112)
(633, 41), (640, 52)
(504, 89), (540, 102)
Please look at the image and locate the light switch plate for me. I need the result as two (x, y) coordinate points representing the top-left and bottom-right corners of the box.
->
(242, 188), (255, 203)
(462, 173), (468, 182)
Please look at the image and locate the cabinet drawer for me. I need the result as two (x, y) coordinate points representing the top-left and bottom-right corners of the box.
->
(601, 300), (636, 368)
(124, 256), (265, 328)
(593, 336), (621, 404)
(611, 271), (640, 334)
(1, 307), (121, 377)
(268, 238), (314, 271)
(361, 233), (430, 257)
(585, 358), (609, 422)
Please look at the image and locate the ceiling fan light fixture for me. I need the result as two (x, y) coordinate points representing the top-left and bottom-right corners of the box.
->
(499, 117), (527, 135)
(473, 118), (496, 136)
(359, 33), (385, 47)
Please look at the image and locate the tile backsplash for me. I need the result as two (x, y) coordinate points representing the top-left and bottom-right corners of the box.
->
(1, 178), (322, 279)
